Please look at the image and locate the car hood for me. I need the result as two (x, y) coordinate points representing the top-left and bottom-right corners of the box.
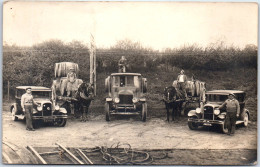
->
(34, 98), (52, 104)
(204, 103), (222, 108)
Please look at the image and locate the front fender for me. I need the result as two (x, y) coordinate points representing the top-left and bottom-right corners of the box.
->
(139, 98), (146, 102)
(188, 110), (196, 117)
(59, 108), (67, 114)
(106, 98), (113, 102)
(10, 103), (18, 113)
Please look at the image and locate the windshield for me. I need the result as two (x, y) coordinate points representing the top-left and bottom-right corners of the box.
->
(206, 94), (228, 102)
(112, 76), (140, 88)
(32, 91), (51, 98)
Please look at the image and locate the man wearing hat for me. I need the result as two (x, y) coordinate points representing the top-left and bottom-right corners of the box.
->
(67, 67), (77, 97)
(21, 87), (39, 131)
(118, 56), (127, 72)
(219, 93), (240, 135)
(177, 70), (188, 99)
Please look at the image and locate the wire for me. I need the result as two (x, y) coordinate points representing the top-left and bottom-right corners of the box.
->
(82, 142), (168, 165)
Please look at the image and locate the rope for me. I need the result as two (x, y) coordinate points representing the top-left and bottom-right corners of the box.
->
(82, 142), (168, 165)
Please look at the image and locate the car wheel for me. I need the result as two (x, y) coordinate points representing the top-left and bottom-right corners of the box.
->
(11, 107), (18, 121)
(54, 118), (67, 127)
(243, 112), (249, 127)
(105, 102), (110, 121)
(188, 121), (198, 130)
(220, 123), (228, 134)
(141, 103), (147, 122)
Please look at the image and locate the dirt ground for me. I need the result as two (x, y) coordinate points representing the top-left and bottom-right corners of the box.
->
(2, 102), (257, 165)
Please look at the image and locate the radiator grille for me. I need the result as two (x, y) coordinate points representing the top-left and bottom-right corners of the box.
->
(204, 106), (213, 120)
(42, 103), (52, 116)
(119, 95), (133, 104)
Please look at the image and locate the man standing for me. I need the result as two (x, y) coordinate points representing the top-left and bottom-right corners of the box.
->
(21, 87), (39, 131)
(219, 93), (240, 135)
(176, 70), (188, 99)
(118, 56), (127, 72)
(67, 67), (77, 97)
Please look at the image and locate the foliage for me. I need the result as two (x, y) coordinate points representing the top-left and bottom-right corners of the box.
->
(3, 39), (257, 98)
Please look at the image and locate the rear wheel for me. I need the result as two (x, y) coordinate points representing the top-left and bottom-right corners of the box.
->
(188, 121), (198, 130)
(141, 103), (147, 122)
(105, 102), (110, 121)
(11, 107), (18, 121)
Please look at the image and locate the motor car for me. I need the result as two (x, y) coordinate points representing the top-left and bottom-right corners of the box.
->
(187, 90), (249, 133)
(105, 73), (147, 121)
(10, 86), (68, 127)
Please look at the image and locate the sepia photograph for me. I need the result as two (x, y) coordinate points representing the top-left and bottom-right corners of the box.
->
(2, 1), (258, 165)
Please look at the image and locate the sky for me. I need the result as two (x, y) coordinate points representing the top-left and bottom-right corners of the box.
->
(3, 1), (258, 50)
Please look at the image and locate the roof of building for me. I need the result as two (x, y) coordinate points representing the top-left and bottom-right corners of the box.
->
(206, 90), (245, 95)
(16, 86), (51, 91)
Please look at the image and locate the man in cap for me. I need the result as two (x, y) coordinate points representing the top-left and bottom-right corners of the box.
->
(21, 87), (39, 131)
(176, 70), (188, 99)
(118, 56), (127, 72)
(219, 93), (240, 135)
(67, 67), (77, 97)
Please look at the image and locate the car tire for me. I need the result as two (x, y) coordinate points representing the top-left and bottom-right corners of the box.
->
(242, 112), (249, 127)
(105, 102), (110, 121)
(11, 107), (18, 121)
(188, 121), (198, 130)
(54, 118), (67, 127)
(220, 123), (228, 134)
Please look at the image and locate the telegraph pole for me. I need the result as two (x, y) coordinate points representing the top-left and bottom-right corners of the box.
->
(90, 34), (96, 96)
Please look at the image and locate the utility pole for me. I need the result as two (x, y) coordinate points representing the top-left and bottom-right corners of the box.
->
(89, 34), (96, 96)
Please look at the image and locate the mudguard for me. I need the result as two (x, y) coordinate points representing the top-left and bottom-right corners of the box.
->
(10, 103), (18, 113)
(188, 110), (196, 117)
(59, 107), (67, 114)
(106, 97), (113, 102)
(139, 98), (146, 102)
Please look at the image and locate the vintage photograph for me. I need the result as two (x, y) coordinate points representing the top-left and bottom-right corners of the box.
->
(2, 1), (257, 165)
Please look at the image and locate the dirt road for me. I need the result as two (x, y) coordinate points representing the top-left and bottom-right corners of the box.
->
(2, 104), (257, 150)
(2, 102), (257, 165)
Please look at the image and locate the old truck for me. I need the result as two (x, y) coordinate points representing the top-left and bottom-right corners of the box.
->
(187, 90), (250, 133)
(105, 73), (147, 121)
(10, 86), (68, 127)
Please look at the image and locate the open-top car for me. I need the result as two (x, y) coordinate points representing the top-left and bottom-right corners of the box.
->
(10, 86), (68, 127)
(105, 73), (147, 121)
(187, 90), (249, 133)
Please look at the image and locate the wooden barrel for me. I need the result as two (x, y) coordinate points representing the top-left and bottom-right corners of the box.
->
(54, 62), (79, 78)
(195, 81), (200, 96)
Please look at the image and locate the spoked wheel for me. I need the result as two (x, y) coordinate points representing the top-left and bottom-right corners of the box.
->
(188, 121), (198, 130)
(105, 102), (110, 121)
(141, 103), (147, 122)
(11, 107), (18, 121)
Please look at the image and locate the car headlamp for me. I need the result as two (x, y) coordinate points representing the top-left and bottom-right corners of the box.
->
(195, 108), (201, 114)
(214, 109), (220, 115)
(114, 97), (120, 103)
(55, 105), (60, 111)
(132, 97), (138, 103)
(37, 105), (43, 111)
